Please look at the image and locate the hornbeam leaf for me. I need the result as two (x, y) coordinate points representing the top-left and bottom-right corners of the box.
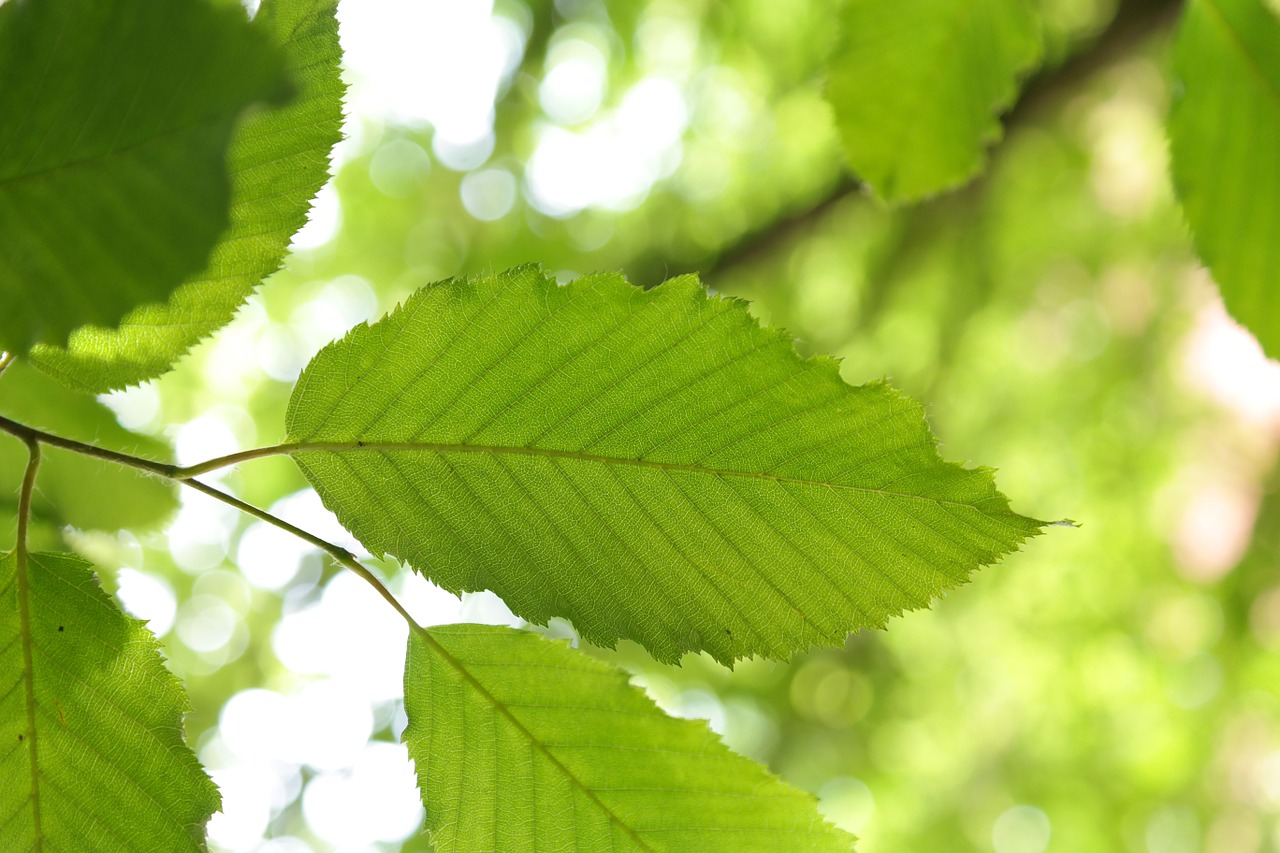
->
(0, 551), (218, 850)
(826, 0), (1042, 203)
(0, 0), (289, 353)
(287, 266), (1043, 664)
(404, 624), (854, 852)
(1168, 0), (1280, 358)
(29, 0), (346, 393)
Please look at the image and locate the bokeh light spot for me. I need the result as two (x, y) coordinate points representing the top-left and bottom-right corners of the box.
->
(992, 805), (1051, 853)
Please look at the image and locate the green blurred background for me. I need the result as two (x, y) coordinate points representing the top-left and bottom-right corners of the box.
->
(17, 0), (1280, 849)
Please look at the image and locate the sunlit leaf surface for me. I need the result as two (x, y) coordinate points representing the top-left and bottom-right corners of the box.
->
(0, 551), (218, 850)
(404, 624), (854, 851)
(29, 0), (345, 392)
(0, 0), (287, 353)
(287, 266), (1042, 664)
(826, 0), (1041, 203)
(1169, 0), (1280, 357)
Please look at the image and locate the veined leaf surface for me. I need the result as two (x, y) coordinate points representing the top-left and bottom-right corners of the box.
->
(287, 267), (1043, 664)
(0, 0), (288, 353)
(29, 0), (346, 393)
(826, 0), (1041, 203)
(1169, 0), (1280, 358)
(0, 551), (217, 850)
(404, 624), (854, 851)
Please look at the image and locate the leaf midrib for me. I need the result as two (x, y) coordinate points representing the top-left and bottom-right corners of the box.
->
(7, 549), (42, 849)
(415, 628), (655, 852)
(284, 439), (1000, 514)
(0, 114), (228, 190)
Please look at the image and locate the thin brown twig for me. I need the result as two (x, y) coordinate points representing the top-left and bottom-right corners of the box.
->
(14, 439), (44, 850)
(180, 477), (415, 625)
(0, 414), (416, 632)
(0, 413), (178, 479)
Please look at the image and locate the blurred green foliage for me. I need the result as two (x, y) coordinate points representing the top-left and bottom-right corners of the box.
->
(18, 0), (1280, 850)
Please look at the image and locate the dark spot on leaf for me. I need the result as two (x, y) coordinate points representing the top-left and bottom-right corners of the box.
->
(17, 734), (23, 741)
(58, 626), (64, 632)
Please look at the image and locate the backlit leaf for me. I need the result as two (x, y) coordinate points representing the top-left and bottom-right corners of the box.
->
(826, 0), (1042, 203)
(0, 0), (288, 352)
(0, 551), (218, 850)
(1168, 0), (1280, 358)
(404, 624), (854, 851)
(287, 266), (1043, 664)
(28, 0), (346, 393)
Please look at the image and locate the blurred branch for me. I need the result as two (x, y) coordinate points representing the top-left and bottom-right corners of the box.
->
(689, 0), (1183, 284)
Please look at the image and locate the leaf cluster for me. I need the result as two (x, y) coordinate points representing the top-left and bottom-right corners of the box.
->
(2, 0), (1268, 849)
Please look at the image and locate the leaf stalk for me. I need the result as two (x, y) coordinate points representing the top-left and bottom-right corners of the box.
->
(0, 414), (417, 632)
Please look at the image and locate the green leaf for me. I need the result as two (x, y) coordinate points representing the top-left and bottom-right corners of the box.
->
(0, 551), (218, 850)
(1168, 0), (1280, 358)
(0, 0), (289, 354)
(826, 0), (1042, 203)
(405, 624), (854, 851)
(28, 0), (346, 393)
(286, 266), (1043, 664)
(0, 362), (177, 540)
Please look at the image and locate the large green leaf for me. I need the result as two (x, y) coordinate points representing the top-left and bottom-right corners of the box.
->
(0, 0), (288, 353)
(1169, 0), (1280, 358)
(826, 0), (1042, 203)
(0, 362), (177, 541)
(405, 624), (853, 851)
(286, 266), (1043, 664)
(0, 551), (218, 850)
(29, 0), (346, 393)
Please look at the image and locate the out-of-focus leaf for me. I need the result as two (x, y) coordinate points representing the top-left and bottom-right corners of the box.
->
(0, 551), (218, 850)
(0, 0), (288, 353)
(826, 0), (1041, 203)
(0, 362), (176, 537)
(1169, 0), (1280, 357)
(29, 0), (346, 393)
(286, 266), (1043, 665)
(404, 624), (854, 851)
